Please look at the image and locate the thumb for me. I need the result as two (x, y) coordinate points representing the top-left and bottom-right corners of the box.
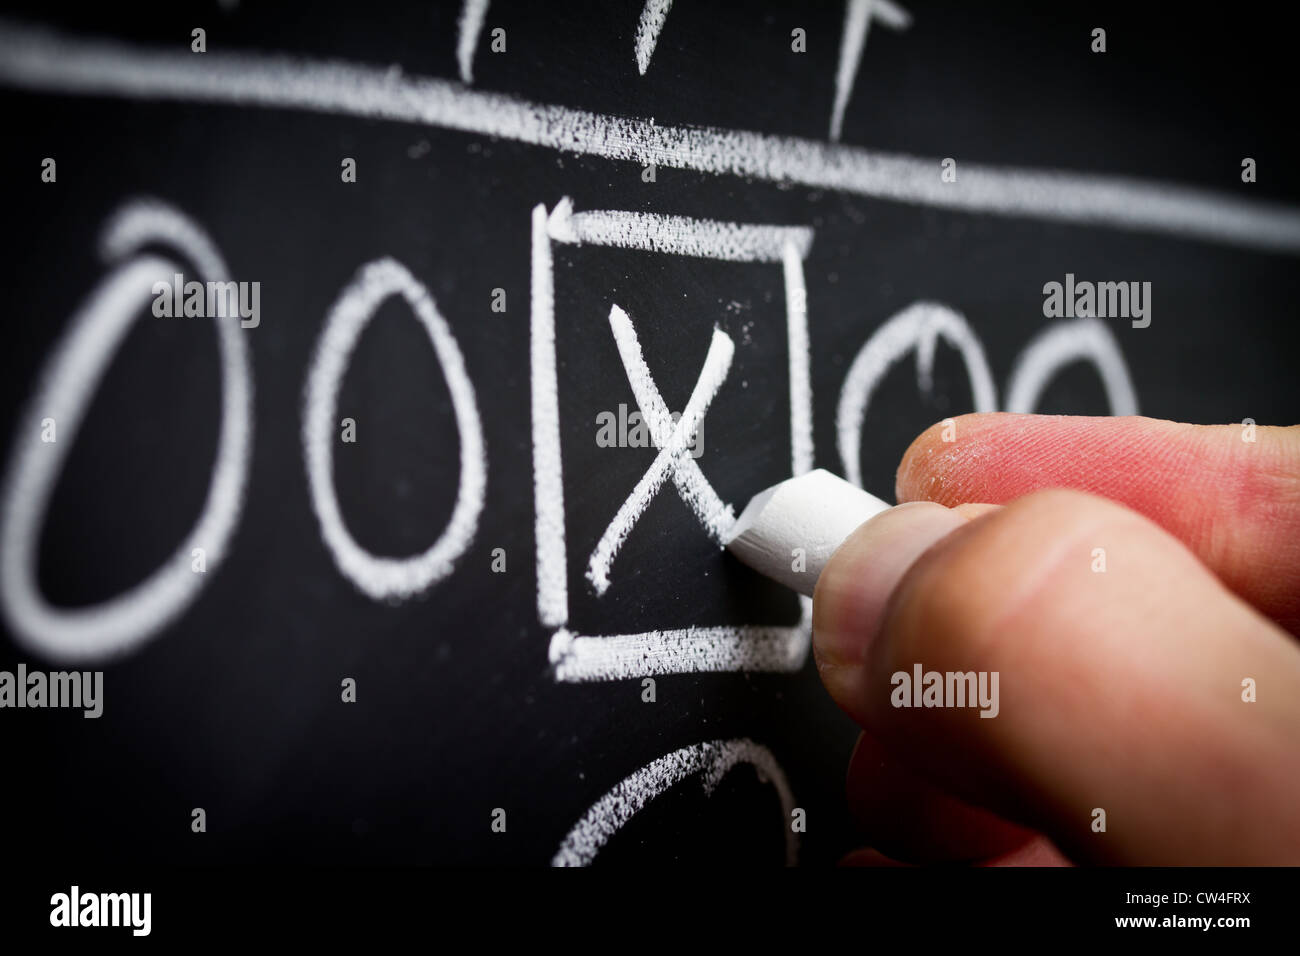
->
(812, 489), (1300, 864)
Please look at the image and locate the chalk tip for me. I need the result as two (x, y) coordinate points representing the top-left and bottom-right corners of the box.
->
(724, 469), (892, 597)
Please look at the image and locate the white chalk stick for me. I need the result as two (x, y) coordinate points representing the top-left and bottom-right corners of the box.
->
(723, 469), (891, 597)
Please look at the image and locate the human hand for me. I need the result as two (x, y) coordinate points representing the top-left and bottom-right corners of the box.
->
(812, 414), (1300, 865)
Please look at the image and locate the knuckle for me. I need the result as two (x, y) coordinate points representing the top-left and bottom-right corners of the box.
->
(883, 488), (1146, 670)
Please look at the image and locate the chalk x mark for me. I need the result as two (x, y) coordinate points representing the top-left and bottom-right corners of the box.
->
(2, 21), (1299, 253)
(585, 307), (735, 596)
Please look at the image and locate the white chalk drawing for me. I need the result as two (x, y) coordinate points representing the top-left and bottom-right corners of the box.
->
(830, 0), (912, 142)
(837, 302), (997, 489)
(0, 200), (253, 663)
(553, 738), (798, 866)
(586, 307), (735, 596)
(456, 0), (490, 83)
(782, 240), (814, 477)
(2, 21), (1299, 253)
(634, 0), (674, 76)
(531, 204), (568, 629)
(534, 199), (814, 682)
(563, 307), (1139, 864)
(98, 198), (231, 281)
(1005, 318), (1138, 416)
(837, 306), (1140, 487)
(547, 622), (810, 682)
(635, 0), (911, 139)
(0, 15), (1179, 869)
(303, 258), (485, 601)
(546, 197), (814, 262)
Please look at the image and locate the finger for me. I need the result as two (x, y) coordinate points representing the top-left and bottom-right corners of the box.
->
(814, 488), (1300, 864)
(839, 848), (911, 867)
(820, 503), (1030, 864)
(840, 835), (1070, 867)
(813, 501), (970, 684)
(896, 414), (1300, 631)
(979, 835), (1071, 867)
(846, 730), (1040, 863)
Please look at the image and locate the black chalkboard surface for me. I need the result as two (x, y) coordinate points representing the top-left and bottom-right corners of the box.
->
(0, 0), (1296, 867)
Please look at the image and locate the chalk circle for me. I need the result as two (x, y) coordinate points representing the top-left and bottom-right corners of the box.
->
(0, 201), (253, 663)
(1005, 318), (1138, 416)
(303, 257), (485, 602)
(837, 302), (998, 488)
(552, 738), (798, 867)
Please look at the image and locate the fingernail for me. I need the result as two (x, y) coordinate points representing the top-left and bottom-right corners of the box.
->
(812, 501), (969, 679)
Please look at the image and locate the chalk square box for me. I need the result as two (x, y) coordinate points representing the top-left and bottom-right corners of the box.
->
(529, 199), (814, 682)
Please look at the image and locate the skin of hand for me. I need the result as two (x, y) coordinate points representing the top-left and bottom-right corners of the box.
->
(812, 414), (1300, 866)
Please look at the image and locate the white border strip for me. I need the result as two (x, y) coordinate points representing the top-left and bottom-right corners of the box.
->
(2, 20), (1299, 254)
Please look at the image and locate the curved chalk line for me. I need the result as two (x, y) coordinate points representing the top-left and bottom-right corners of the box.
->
(552, 738), (798, 866)
(2, 20), (1299, 253)
(837, 301), (997, 488)
(0, 200), (253, 663)
(99, 197), (229, 279)
(302, 257), (486, 601)
(1005, 318), (1139, 416)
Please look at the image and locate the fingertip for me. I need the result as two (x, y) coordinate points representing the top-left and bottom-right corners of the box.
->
(812, 501), (969, 723)
(895, 412), (1015, 503)
(839, 848), (912, 867)
(846, 730), (1040, 863)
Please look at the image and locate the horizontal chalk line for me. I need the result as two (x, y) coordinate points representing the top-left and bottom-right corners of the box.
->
(547, 199), (814, 262)
(549, 624), (809, 682)
(2, 20), (1299, 253)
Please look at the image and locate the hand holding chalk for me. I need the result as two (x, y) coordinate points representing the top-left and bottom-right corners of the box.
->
(732, 413), (1300, 865)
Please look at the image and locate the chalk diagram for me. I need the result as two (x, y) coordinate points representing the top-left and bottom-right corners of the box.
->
(532, 199), (816, 684)
(0, 2), (1292, 864)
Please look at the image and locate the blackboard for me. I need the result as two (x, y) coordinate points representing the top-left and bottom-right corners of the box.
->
(1, 0), (1297, 867)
